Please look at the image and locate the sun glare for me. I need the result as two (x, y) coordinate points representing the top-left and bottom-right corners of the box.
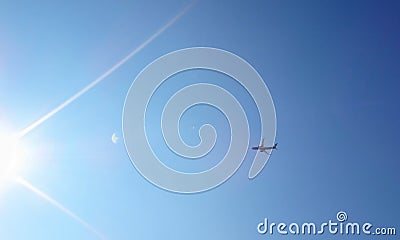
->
(0, 130), (26, 186)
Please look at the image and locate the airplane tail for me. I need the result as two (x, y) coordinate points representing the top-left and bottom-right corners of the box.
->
(273, 143), (278, 149)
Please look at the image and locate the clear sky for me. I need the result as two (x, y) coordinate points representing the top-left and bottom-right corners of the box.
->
(0, 0), (399, 239)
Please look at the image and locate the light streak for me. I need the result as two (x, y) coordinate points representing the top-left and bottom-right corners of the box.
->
(17, 1), (196, 139)
(15, 176), (107, 240)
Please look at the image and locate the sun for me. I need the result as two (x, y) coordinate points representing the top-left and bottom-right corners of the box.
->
(0, 129), (26, 187)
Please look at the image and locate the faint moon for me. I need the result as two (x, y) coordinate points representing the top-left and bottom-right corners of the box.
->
(111, 133), (118, 144)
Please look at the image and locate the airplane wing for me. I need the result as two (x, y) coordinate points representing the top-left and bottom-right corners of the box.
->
(261, 150), (270, 155)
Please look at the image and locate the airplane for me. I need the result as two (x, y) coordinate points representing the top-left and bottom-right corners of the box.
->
(251, 138), (277, 154)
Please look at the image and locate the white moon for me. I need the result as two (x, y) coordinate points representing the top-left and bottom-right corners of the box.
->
(111, 133), (118, 144)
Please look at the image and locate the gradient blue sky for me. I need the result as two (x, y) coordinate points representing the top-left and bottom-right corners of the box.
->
(0, 0), (399, 239)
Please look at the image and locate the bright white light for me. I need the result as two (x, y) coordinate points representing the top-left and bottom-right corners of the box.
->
(0, 131), (26, 185)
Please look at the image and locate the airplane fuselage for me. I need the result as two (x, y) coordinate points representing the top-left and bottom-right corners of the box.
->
(252, 146), (272, 151)
(252, 143), (277, 152)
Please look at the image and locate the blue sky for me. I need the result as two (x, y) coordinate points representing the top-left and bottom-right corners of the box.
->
(0, 0), (399, 239)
